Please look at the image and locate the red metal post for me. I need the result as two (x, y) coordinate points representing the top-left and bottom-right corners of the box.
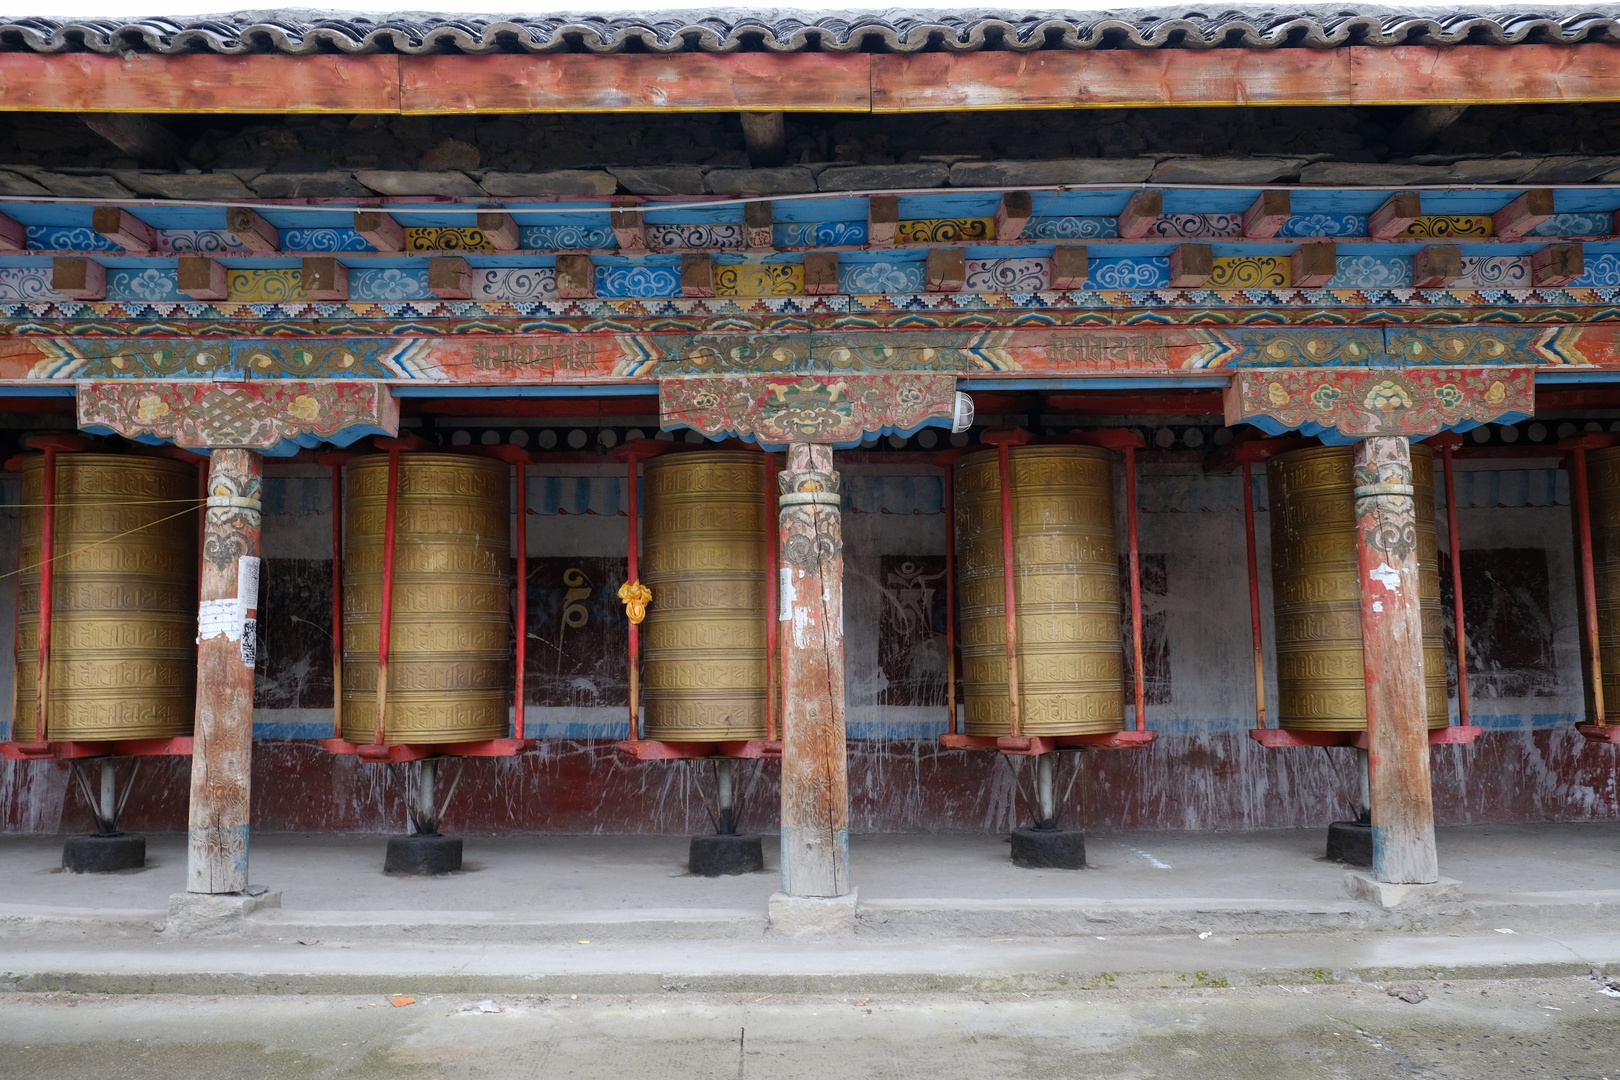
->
(330, 462), (343, 740)
(372, 448), (400, 749)
(1441, 441), (1471, 729)
(30, 445), (57, 748)
(1242, 457), (1268, 729)
(1125, 445), (1146, 733)
(513, 459), (528, 742)
(943, 458), (958, 736)
(764, 451), (779, 742)
(1573, 446), (1607, 726)
(995, 439), (1021, 738)
(626, 453), (640, 742)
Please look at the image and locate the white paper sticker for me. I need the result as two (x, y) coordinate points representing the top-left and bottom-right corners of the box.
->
(240, 619), (258, 668)
(1370, 562), (1401, 592)
(198, 598), (241, 642)
(779, 567), (794, 621)
(237, 556), (261, 611)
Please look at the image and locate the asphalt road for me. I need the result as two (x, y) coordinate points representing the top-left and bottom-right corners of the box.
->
(2, 976), (1618, 1079)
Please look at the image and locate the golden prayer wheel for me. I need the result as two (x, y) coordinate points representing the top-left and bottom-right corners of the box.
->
(1582, 446), (1620, 713)
(12, 454), (197, 742)
(640, 451), (769, 741)
(956, 445), (1125, 737)
(341, 453), (510, 744)
(1268, 444), (1447, 731)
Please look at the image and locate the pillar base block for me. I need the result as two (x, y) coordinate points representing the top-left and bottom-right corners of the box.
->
(769, 889), (857, 936)
(1344, 870), (1465, 911)
(1325, 821), (1372, 867)
(63, 832), (145, 873)
(690, 833), (765, 877)
(1010, 827), (1087, 869)
(164, 887), (280, 936)
(384, 834), (463, 876)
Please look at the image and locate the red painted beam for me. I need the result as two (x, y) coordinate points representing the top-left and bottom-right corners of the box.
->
(0, 53), (400, 113)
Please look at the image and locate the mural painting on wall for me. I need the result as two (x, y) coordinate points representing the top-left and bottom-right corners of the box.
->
(252, 558), (334, 712)
(523, 557), (630, 707)
(1122, 553), (1172, 706)
(1439, 548), (1559, 700)
(878, 556), (949, 708)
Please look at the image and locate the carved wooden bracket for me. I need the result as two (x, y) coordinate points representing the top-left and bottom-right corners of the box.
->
(1223, 367), (1533, 442)
(77, 380), (399, 455)
(659, 373), (970, 448)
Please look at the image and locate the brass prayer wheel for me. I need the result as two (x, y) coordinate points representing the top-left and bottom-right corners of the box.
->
(955, 445), (1125, 736)
(13, 454), (197, 742)
(1268, 444), (1447, 731)
(640, 451), (769, 741)
(1583, 446), (1620, 713)
(341, 454), (510, 744)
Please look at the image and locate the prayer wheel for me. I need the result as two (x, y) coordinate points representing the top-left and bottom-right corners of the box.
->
(1583, 446), (1620, 712)
(341, 453), (510, 744)
(12, 454), (197, 742)
(640, 451), (769, 741)
(1268, 444), (1447, 731)
(956, 445), (1125, 736)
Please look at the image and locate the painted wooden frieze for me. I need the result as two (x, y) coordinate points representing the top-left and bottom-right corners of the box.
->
(1224, 367), (1534, 439)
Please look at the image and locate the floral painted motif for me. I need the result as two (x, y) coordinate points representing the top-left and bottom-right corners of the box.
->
(661, 373), (959, 446)
(715, 264), (805, 296)
(646, 223), (745, 250)
(154, 230), (249, 254)
(227, 269), (307, 303)
(519, 225), (616, 250)
(403, 227), (492, 252)
(1147, 214), (1242, 239)
(1022, 216), (1118, 240)
(1454, 257), (1530, 288)
(107, 267), (186, 302)
(0, 267), (64, 301)
(25, 226), (119, 252)
(1570, 253), (1620, 287)
(1089, 258), (1170, 289)
(1401, 216), (1493, 238)
(349, 268), (431, 302)
(77, 380), (399, 455)
(593, 265), (680, 298)
(839, 260), (926, 294)
(773, 221), (869, 247)
(280, 229), (376, 253)
(472, 268), (558, 302)
(895, 218), (993, 244)
(1277, 214), (1368, 238)
(1327, 254), (1413, 288)
(1528, 213), (1612, 237)
(964, 258), (1050, 292)
(1208, 256), (1290, 289)
(1228, 367), (1533, 438)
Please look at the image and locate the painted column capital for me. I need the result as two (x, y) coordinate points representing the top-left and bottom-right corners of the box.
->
(1222, 367), (1533, 443)
(76, 380), (399, 455)
(660, 373), (971, 448)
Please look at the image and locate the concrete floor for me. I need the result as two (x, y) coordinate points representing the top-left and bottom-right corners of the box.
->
(3, 979), (1619, 1079)
(1, 823), (1616, 916)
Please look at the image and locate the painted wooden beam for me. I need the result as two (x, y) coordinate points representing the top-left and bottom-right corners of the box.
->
(1242, 190), (1291, 238)
(1412, 244), (1463, 288)
(353, 211), (404, 253)
(300, 257), (348, 301)
(1052, 245), (1089, 289)
(871, 49), (1350, 110)
(1118, 191), (1163, 240)
(994, 192), (1032, 242)
(1492, 189), (1556, 240)
(869, 196), (899, 248)
(925, 248), (966, 292)
(400, 53), (871, 113)
(680, 253), (715, 297)
(1168, 243), (1213, 288)
(52, 257), (105, 300)
(476, 210), (520, 252)
(611, 205), (647, 253)
(92, 207), (156, 253)
(427, 256), (473, 299)
(803, 252), (839, 295)
(745, 201), (774, 251)
(226, 208), (280, 255)
(1291, 242), (1336, 287)
(0, 212), (24, 252)
(1369, 193), (1423, 239)
(0, 53), (400, 113)
(177, 255), (229, 301)
(1532, 243), (1585, 286)
(1353, 44), (1620, 106)
(555, 254), (595, 299)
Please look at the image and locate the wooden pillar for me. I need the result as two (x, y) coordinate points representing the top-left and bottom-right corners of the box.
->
(186, 448), (264, 895)
(1353, 436), (1439, 885)
(777, 443), (849, 898)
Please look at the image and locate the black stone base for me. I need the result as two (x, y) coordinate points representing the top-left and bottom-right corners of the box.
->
(1326, 820), (1373, 867)
(689, 833), (765, 877)
(384, 834), (463, 876)
(1010, 827), (1086, 870)
(62, 832), (145, 873)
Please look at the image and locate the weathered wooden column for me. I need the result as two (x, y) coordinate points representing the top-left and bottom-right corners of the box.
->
(776, 442), (850, 898)
(1353, 436), (1438, 884)
(187, 448), (263, 894)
